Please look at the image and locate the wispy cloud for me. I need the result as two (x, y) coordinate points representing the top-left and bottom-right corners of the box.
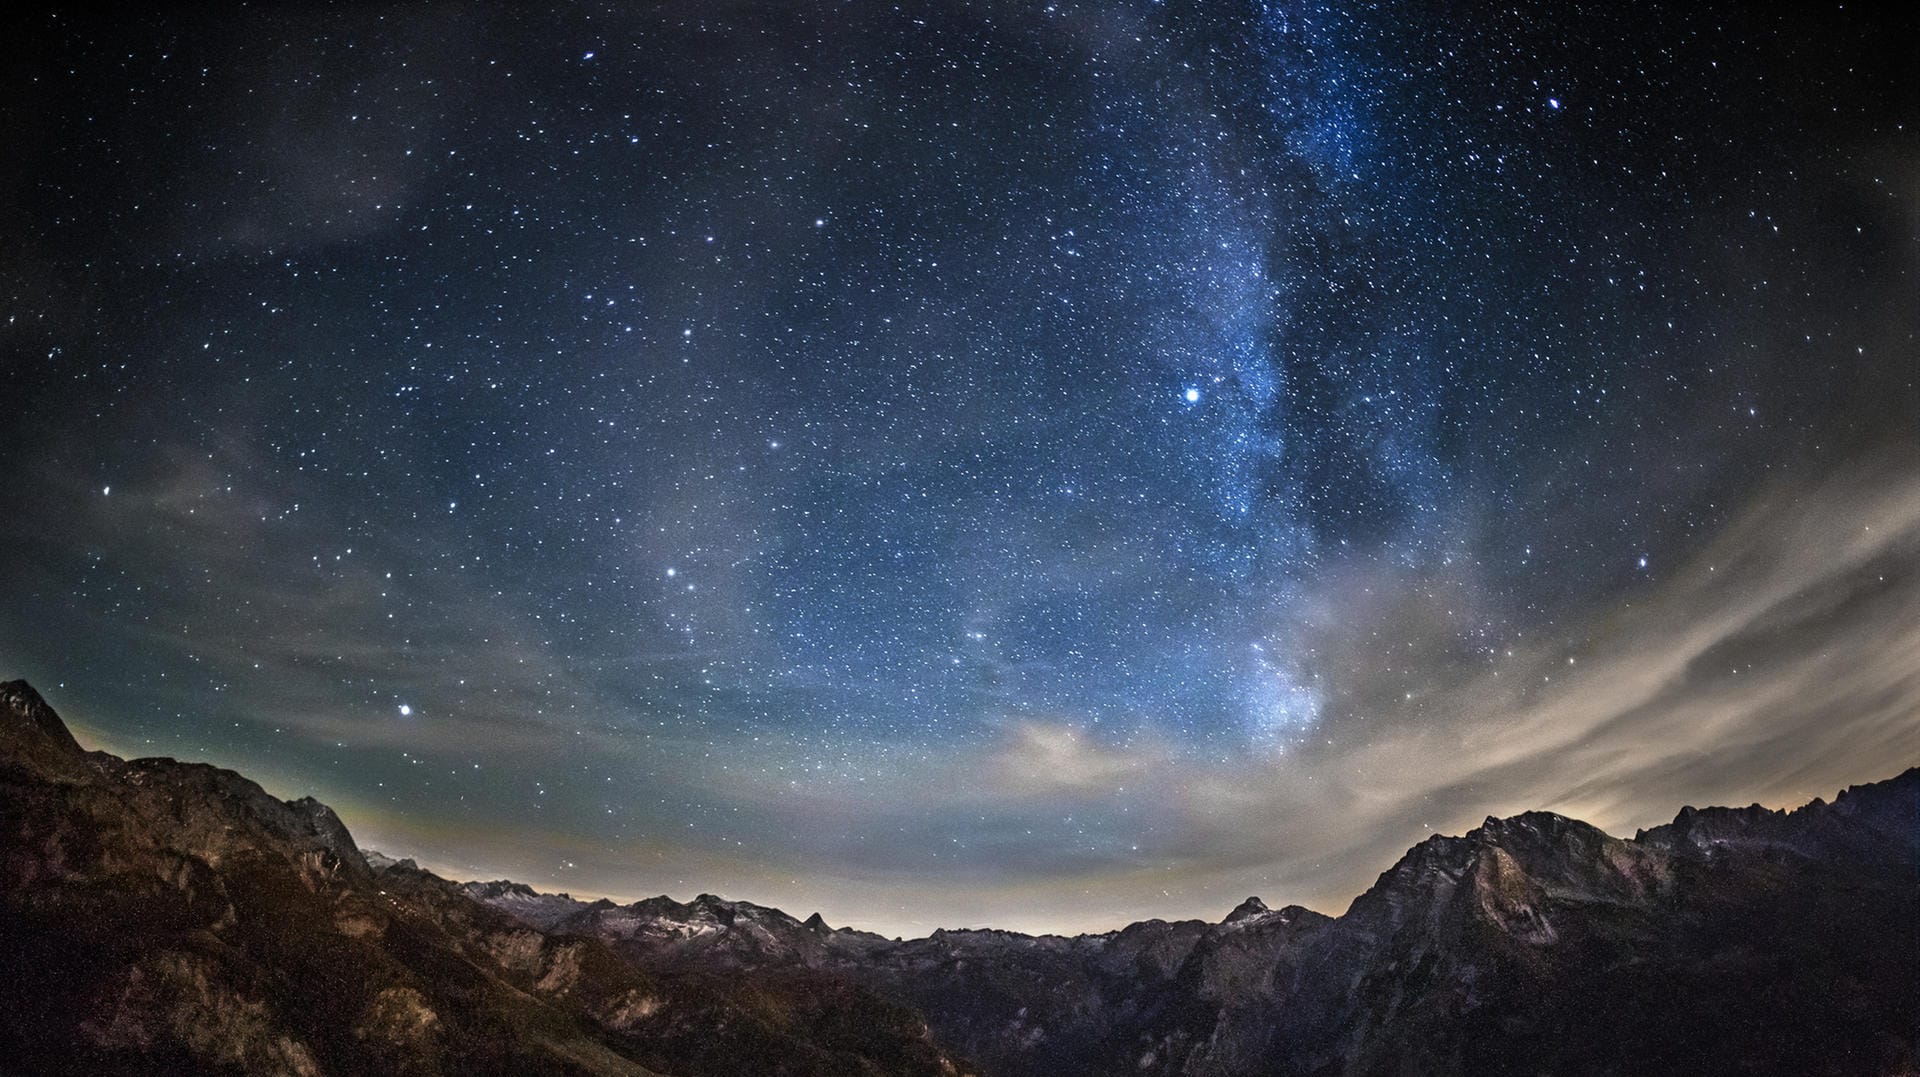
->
(581, 447), (1920, 935)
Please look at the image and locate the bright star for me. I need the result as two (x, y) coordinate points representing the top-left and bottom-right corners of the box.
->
(397, 704), (412, 717)
(1184, 387), (1201, 403)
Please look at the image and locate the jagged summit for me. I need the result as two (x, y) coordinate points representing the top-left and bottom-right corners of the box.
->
(362, 849), (417, 871)
(0, 679), (83, 755)
(452, 877), (591, 931)
(1630, 767), (1920, 861)
(1470, 809), (1605, 843)
(467, 879), (570, 900)
(1223, 896), (1270, 923)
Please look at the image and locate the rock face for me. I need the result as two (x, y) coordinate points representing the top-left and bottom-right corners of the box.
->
(2, 678), (1915, 1076)
(469, 777), (1920, 1077)
(0, 680), (84, 756)
(454, 879), (596, 932)
(0, 681), (973, 1077)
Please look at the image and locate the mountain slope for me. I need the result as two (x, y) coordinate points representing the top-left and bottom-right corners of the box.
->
(0, 681), (972, 1077)
(1166, 790), (1919, 1077)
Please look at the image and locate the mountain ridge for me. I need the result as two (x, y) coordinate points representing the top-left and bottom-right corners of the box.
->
(433, 763), (1919, 1075)
(0, 680), (975, 1077)
(3, 678), (1915, 1076)
(431, 769), (1920, 945)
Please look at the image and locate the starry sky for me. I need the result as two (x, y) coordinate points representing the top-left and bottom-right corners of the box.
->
(3, 1), (1916, 936)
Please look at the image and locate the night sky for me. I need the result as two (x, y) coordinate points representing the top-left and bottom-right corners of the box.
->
(3, 2), (1915, 936)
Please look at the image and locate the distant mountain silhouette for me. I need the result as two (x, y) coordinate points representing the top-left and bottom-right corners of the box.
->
(3, 678), (1915, 1075)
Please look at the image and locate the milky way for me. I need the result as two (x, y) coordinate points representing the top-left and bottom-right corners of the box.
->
(3, 2), (1915, 934)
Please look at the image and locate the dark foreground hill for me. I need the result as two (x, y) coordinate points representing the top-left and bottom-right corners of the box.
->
(3, 678), (1915, 1076)
(0, 681), (970, 1077)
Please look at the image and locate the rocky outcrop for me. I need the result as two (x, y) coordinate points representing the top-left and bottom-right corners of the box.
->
(453, 879), (594, 931)
(1165, 777), (1920, 1077)
(0, 681), (974, 1077)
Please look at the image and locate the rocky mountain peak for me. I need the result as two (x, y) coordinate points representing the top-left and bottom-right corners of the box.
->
(1272, 904), (1322, 926)
(689, 893), (742, 922)
(0, 679), (84, 756)
(1472, 810), (1598, 845)
(1632, 767), (1920, 860)
(1223, 896), (1271, 923)
(287, 794), (362, 860)
(363, 850), (418, 872)
(468, 879), (542, 898)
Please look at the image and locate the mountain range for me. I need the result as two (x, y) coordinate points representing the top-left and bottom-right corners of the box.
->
(2, 678), (1914, 1075)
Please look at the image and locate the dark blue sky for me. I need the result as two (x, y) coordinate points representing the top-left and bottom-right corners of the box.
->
(3, 1), (1915, 934)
